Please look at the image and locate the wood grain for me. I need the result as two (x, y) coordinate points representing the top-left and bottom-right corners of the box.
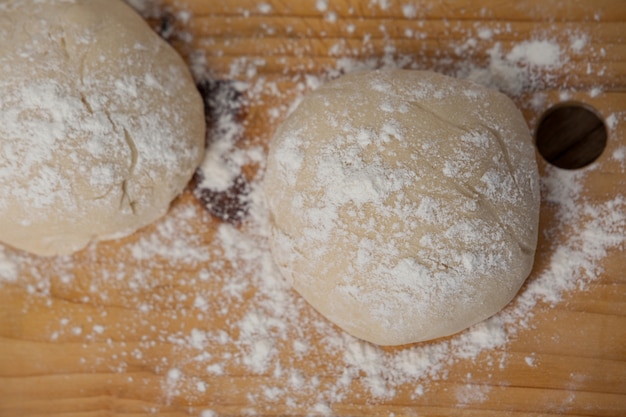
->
(1, 1), (625, 416)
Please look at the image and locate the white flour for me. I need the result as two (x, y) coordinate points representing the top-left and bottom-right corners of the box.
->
(0, 247), (18, 283)
(1, 1), (624, 416)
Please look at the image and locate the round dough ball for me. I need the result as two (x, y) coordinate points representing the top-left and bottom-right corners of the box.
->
(0, 0), (205, 256)
(264, 69), (540, 346)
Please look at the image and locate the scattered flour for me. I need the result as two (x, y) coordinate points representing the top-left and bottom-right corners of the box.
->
(1, 1), (624, 416)
(507, 40), (563, 68)
(316, 0), (329, 13)
(0, 247), (18, 283)
(457, 41), (563, 96)
(257, 3), (272, 14)
(129, 204), (213, 264)
(401, 4), (417, 19)
(613, 145), (626, 167)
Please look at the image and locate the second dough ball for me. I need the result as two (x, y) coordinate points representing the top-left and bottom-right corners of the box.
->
(264, 69), (540, 346)
(0, 0), (205, 256)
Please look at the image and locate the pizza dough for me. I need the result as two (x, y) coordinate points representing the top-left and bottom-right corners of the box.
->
(0, 0), (205, 256)
(264, 69), (540, 346)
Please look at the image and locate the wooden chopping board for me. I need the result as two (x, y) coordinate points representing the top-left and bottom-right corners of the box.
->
(1, 0), (625, 416)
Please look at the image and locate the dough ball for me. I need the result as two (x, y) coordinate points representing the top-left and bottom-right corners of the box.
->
(264, 69), (540, 346)
(0, 0), (205, 256)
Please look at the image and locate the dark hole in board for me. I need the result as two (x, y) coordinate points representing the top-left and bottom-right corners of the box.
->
(196, 79), (244, 138)
(535, 103), (607, 170)
(193, 79), (251, 224)
(142, 7), (176, 41)
(156, 12), (176, 41)
(194, 172), (251, 224)
(142, 6), (252, 224)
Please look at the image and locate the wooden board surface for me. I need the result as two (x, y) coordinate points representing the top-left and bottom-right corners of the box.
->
(1, 1), (625, 416)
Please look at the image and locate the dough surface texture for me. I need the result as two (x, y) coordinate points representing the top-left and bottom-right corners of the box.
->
(0, 0), (205, 256)
(264, 69), (540, 346)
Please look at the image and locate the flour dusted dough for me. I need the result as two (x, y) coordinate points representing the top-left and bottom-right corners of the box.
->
(264, 69), (540, 346)
(0, 0), (205, 256)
